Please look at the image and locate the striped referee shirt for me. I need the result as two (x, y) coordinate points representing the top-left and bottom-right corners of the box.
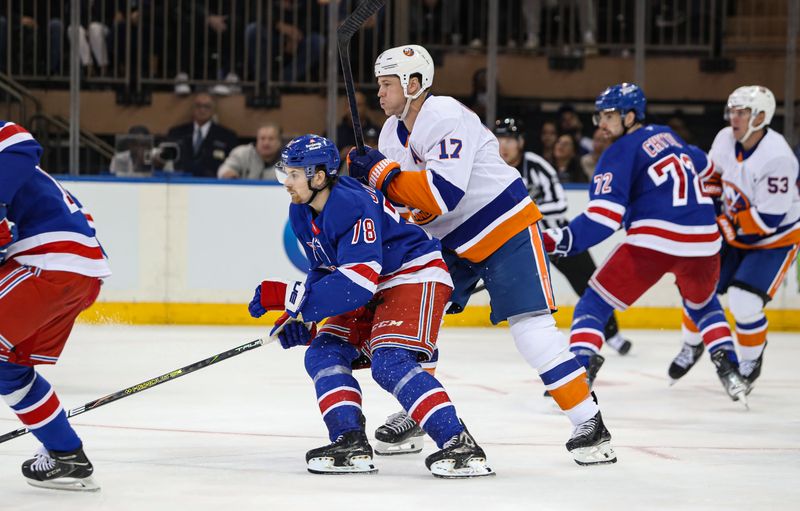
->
(514, 151), (569, 230)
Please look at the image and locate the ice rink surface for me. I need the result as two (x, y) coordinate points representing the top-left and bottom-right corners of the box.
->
(0, 324), (797, 511)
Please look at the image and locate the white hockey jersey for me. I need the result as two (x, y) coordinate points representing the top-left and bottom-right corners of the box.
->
(378, 95), (541, 262)
(711, 127), (800, 249)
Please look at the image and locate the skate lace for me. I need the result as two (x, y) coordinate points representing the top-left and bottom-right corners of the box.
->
(383, 412), (416, 435)
(571, 416), (598, 439)
(739, 359), (757, 377)
(30, 447), (56, 473)
(675, 343), (699, 368)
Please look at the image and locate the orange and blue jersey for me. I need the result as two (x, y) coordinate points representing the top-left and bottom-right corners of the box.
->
(378, 95), (542, 263)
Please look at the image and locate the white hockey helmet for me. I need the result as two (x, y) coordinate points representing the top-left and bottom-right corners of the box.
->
(375, 45), (434, 120)
(725, 85), (776, 142)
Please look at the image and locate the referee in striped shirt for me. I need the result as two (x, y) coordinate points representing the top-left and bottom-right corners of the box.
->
(494, 118), (632, 356)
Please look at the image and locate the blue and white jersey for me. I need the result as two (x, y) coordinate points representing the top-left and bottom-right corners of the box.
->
(290, 176), (452, 323)
(0, 121), (111, 277)
(566, 124), (721, 257)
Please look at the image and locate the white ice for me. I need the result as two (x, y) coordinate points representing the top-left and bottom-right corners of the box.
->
(1, 325), (798, 511)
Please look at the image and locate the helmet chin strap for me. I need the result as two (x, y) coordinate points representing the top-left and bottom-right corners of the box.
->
(397, 86), (427, 122)
(303, 177), (332, 205)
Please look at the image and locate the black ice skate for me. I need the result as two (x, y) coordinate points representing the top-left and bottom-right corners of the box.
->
(544, 350), (605, 398)
(739, 341), (766, 392)
(22, 446), (99, 492)
(374, 411), (425, 455)
(606, 333), (633, 356)
(424, 422), (495, 478)
(668, 342), (705, 384)
(305, 430), (378, 474)
(710, 349), (750, 409)
(566, 411), (617, 466)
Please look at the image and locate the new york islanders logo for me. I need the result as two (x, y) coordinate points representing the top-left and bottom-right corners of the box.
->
(403, 47), (415, 57)
(722, 180), (751, 216)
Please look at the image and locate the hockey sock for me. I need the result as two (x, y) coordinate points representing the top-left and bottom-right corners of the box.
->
(683, 296), (736, 362)
(304, 334), (364, 442)
(371, 347), (462, 448)
(728, 286), (768, 362)
(0, 363), (81, 452)
(569, 288), (615, 355)
(507, 313), (597, 426)
(681, 308), (703, 346)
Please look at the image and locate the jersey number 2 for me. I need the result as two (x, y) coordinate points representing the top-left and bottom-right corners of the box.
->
(647, 154), (712, 207)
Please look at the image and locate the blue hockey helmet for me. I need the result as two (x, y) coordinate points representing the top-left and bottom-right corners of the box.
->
(593, 83), (646, 125)
(277, 134), (340, 183)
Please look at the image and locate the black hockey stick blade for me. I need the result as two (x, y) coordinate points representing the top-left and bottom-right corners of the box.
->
(0, 337), (271, 444)
(337, 0), (385, 154)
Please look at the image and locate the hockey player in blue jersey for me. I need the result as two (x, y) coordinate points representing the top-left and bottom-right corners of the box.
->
(542, 83), (750, 405)
(0, 121), (110, 491)
(247, 134), (493, 478)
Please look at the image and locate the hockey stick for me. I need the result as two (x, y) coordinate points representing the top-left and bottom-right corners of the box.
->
(337, 0), (385, 154)
(0, 337), (271, 444)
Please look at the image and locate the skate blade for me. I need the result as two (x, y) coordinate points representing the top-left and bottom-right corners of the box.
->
(429, 458), (496, 478)
(570, 441), (617, 466)
(307, 455), (378, 475)
(26, 475), (100, 492)
(374, 436), (424, 456)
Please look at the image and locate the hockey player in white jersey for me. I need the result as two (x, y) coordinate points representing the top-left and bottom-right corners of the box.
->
(347, 44), (616, 466)
(671, 86), (800, 389)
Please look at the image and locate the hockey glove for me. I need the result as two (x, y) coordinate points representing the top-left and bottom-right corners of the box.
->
(542, 227), (572, 258)
(270, 313), (318, 349)
(716, 214), (737, 244)
(0, 205), (18, 264)
(347, 146), (400, 196)
(248, 279), (307, 319)
(699, 172), (723, 198)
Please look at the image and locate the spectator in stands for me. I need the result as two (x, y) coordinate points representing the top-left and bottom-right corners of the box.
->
(335, 91), (379, 160)
(0, 9), (6, 73)
(110, 125), (153, 176)
(166, 92), (238, 178)
(552, 133), (587, 183)
(245, 0), (325, 84)
(579, 128), (609, 180)
(63, 1), (111, 77)
(666, 114), (693, 144)
(218, 123), (283, 180)
(537, 119), (558, 164)
(557, 103), (592, 155)
(168, 1), (242, 96)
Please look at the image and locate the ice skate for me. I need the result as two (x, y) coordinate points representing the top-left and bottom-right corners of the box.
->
(22, 446), (99, 492)
(306, 430), (378, 474)
(574, 349), (605, 389)
(668, 342), (704, 384)
(710, 349), (750, 409)
(425, 422), (495, 478)
(740, 342), (766, 392)
(566, 411), (616, 466)
(606, 333), (633, 356)
(374, 411), (425, 456)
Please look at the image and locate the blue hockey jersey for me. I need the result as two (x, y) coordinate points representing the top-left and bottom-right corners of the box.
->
(566, 124), (721, 257)
(0, 121), (111, 277)
(289, 176), (452, 323)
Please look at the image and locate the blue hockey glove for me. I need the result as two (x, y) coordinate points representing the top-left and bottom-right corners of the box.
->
(270, 311), (317, 349)
(542, 227), (572, 258)
(347, 146), (400, 195)
(248, 285), (267, 318)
